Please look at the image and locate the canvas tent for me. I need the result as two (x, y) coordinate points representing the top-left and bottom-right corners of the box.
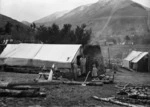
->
(0, 44), (18, 65)
(122, 51), (142, 68)
(0, 44), (18, 58)
(122, 51), (149, 72)
(33, 44), (81, 68)
(4, 44), (42, 66)
(0, 44), (81, 68)
(131, 52), (149, 72)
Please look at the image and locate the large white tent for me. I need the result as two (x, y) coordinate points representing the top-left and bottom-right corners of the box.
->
(0, 44), (18, 65)
(33, 44), (81, 68)
(0, 44), (81, 68)
(4, 44), (42, 66)
(0, 44), (18, 58)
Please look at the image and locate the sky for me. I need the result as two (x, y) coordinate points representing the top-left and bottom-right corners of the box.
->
(0, 0), (150, 23)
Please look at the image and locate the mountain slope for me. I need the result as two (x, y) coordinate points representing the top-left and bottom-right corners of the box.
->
(0, 14), (33, 42)
(34, 0), (150, 43)
(34, 10), (69, 24)
(0, 14), (28, 28)
(21, 21), (31, 26)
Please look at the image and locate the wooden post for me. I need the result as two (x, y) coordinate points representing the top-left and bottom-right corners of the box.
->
(108, 45), (110, 68)
(148, 53), (150, 72)
(71, 63), (75, 80)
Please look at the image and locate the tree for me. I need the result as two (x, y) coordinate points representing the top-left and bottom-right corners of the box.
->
(0, 27), (4, 34)
(35, 24), (60, 44)
(34, 23), (91, 45)
(15, 24), (20, 32)
(124, 35), (130, 44)
(33, 23), (36, 29)
(5, 22), (13, 34)
(74, 24), (91, 46)
(60, 24), (72, 43)
(50, 23), (60, 43)
(30, 23), (36, 32)
(36, 25), (49, 43)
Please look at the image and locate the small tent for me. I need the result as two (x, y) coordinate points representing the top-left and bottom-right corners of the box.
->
(0, 44), (81, 69)
(122, 51), (142, 68)
(131, 52), (149, 72)
(122, 51), (149, 72)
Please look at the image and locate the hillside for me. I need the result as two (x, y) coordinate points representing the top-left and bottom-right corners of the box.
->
(34, 10), (69, 24)
(0, 14), (33, 43)
(0, 14), (28, 29)
(21, 21), (31, 26)
(35, 0), (150, 44)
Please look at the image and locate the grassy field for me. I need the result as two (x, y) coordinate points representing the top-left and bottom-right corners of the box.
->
(0, 69), (150, 107)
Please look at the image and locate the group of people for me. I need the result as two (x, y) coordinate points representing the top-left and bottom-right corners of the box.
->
(73, 56), (86, 80)
(36, 56), (99, 81)
(73, 56), (99, 80)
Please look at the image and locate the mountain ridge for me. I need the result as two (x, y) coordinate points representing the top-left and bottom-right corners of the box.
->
(0, 14), (28, 28)
(34, 10), (69, 24)
(21, 21), (31, 26)
(34, 0), (150, 43)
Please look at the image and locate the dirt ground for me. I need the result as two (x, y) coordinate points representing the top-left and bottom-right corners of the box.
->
(115, 68), (150, 85)
(0, 69), (150, 107)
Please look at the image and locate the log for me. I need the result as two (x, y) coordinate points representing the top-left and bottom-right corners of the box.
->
(0, 89), (46, 97)
(0, 82), (9, 87)
(92, 96), (145, 107)
(63, 81), (85, 85)
(0, 85), (40, 91)
(87, 82), (103, 86)
(7, 80), (63, 87)
(7, 80), (103, 87)
(92, 79), (113, 84)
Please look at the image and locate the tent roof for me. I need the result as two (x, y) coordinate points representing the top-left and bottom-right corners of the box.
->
(6, 43), (42, 59)
(0, 44), (81, 66)
(132, 52), (148, 63)
(33, 44), (81, 63)
(124, 51), (142, 61)
(0, 44), (18, 58)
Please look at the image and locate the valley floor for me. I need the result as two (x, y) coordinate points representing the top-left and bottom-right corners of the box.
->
(0, 69), (150, 107)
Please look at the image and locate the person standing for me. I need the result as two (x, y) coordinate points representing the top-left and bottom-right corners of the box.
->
(91, 64), (98, 80)
(77, 67), (81, 76)
(80, 56), (86, 75)
(73, 63), (78, 80)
